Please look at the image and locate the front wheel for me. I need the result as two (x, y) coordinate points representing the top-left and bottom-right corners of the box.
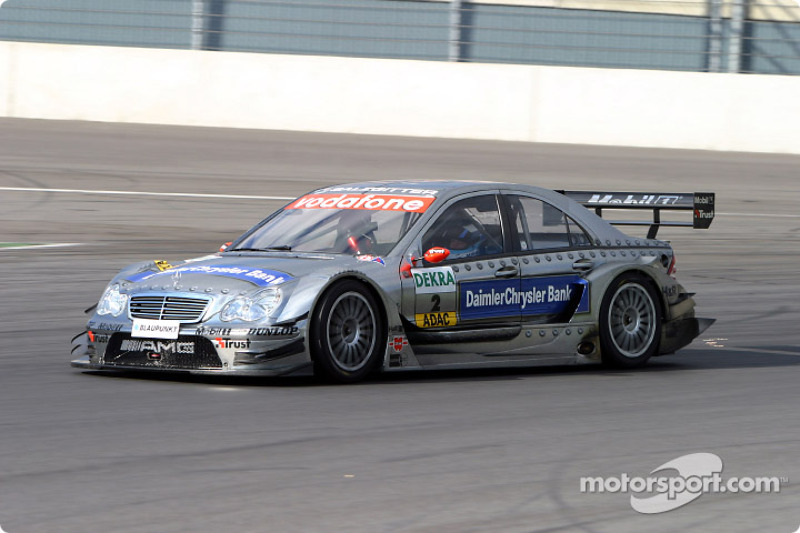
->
(599, 273), (662, 368)
(310, 280), (385, 383)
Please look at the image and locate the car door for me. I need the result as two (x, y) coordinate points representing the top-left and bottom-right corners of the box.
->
(502, 194), (594, 325)
(401, 192), (521, 350)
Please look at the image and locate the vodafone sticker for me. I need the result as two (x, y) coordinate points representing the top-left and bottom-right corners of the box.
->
(287, 193), (435, 213)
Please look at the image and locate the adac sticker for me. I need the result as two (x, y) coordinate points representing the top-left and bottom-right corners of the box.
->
(126, 265), (293, 287)
(411, 267), (456, 294)
(415, 312), (458, 328)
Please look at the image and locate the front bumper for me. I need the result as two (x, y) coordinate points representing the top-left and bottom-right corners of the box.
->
(72, 319), (313, 376)
(70, 355), (313, 376)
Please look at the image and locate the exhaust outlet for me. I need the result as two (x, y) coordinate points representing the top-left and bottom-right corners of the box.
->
(577, 342), (595, 355)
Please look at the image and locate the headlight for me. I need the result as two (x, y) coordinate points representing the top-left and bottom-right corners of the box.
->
(97, 283), (128, 317)
(220, 288), (282, 322)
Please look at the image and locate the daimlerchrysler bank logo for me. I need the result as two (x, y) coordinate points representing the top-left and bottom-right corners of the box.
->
(580, 452), (787, 514)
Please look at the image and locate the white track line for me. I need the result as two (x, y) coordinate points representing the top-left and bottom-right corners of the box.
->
(717, 212), (800, 218)
(712, 346), (800, 357)
(2, 187), (799, 218)
(0, 186), (294, 201)
(0, 243), (83, 251)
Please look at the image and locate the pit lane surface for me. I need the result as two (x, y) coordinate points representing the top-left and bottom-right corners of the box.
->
(1, 118), (798, 533)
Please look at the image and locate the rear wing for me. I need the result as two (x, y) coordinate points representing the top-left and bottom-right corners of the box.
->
(558, 191), (715, 239)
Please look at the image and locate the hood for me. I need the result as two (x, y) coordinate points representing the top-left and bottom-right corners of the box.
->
(119, 252), (390, 295)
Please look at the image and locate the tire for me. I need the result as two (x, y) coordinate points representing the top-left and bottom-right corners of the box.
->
(599, 273), (662, 368)
(310, 280), (386, 383)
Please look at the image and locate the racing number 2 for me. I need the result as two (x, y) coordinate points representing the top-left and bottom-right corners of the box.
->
(430, 295), (441, 313)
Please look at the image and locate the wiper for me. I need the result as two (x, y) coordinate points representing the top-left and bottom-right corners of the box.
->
(230, 245), (292, 252)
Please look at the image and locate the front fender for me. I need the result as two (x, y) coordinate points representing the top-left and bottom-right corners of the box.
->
(273, 269), (415, 370)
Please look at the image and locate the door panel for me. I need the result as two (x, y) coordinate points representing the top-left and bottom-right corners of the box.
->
(504, 194), (595, 324)
(402, 193), (521, 350)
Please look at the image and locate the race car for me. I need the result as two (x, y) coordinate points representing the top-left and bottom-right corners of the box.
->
(71, 180), (715, 383)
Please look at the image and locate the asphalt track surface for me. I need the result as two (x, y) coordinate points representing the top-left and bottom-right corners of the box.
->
(1, 118), (799, 533)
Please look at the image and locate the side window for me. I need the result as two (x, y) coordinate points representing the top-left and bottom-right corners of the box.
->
(512, 196), (592, 251)
(421, 195), (504, 261)
(566, 218), (593, 247)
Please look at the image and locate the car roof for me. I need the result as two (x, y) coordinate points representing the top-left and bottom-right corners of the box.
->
(313, 179), (585, 208)
(313, 180), (556, 197)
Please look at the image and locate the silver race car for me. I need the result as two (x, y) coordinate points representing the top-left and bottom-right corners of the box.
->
(71, 181), (715, 382)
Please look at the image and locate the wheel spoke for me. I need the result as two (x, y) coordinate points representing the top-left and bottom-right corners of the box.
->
(345, 345), (355, 365)
(356, 337), (369, 352)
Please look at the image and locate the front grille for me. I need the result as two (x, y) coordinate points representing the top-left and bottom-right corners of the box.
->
(103, 334), (222, 369)
(129, 295), (209, 322)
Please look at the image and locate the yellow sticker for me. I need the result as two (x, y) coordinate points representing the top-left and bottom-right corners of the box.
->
(154, 260), (173, 271)
(415, 312), (457, 328)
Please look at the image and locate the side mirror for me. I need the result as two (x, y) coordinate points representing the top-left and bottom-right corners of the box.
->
(424, 247), (450, 264)
(219, 241), (232, 252)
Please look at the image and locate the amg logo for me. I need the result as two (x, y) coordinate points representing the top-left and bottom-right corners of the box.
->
(120, 339), (194, 354)
(588, 194), (683, 206)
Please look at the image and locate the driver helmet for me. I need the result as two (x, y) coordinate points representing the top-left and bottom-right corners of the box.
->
(442, 211), (486, 259)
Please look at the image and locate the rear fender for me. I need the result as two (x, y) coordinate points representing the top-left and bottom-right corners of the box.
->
(581, 256), (671, 317)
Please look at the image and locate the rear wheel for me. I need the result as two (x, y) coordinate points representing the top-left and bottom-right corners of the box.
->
(310, 280), (385, 383)
(599, 273), (661, 368)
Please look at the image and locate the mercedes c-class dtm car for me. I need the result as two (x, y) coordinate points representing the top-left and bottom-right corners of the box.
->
(72, 180), (715, 383)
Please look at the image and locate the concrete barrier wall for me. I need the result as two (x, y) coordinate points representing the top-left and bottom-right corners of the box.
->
(2, 41), (799, 154)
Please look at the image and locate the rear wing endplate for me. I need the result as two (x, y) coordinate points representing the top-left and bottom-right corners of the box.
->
(559, 191), (715, 239)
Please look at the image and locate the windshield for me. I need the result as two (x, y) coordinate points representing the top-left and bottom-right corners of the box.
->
(232, 192), (434, 255)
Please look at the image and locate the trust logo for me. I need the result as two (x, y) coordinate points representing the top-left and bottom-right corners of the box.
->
(213, 338), (250, 349)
